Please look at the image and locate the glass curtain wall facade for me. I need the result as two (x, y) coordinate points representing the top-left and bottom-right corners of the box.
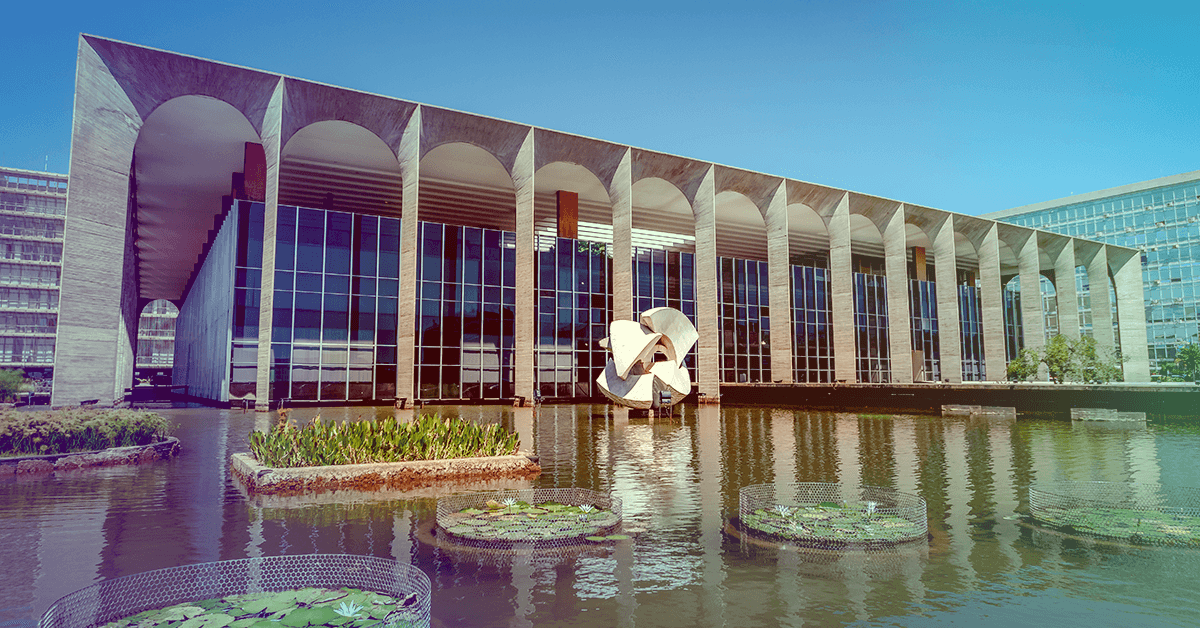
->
(790, 263), (834, 383)
(958, 283), (986, 381)
(718, 257), (770, 383)
(535, 236), (612, 399)
(229, 202), (403, 403)
(908, 279), (940, 381)
(853, 261), (890, 383)
(991, 174), (1200, 376)
(1002, 280), (1024, 361)
(632, 246), (696, 370)
(416, 222), (515, 400)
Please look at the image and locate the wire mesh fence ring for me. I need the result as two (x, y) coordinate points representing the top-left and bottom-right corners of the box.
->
(436, 488), (624, 549)
(1029, 481), (1200, 546)
(738, 482), (928, 547)
(39, 554), (431, 628)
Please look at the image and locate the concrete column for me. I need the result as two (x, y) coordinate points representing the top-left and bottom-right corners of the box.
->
(979, 225), (1007, 381)
(1053, 239), (1079, 340)
(610, 149), (634, 321)
(53, 38), (143, 406)
(931, 216), (961, 383)
(693, 166), (720, 399)
(1087, 244), (1116, 362)
(396, 108), (421, 402)
(829, 193), (856, 382)
(1017, 231), (1045, 374)
(765, 182), (792, 382)
(883, 205), (912, 383)
(513, 130), (536, 402)
(253, 79), (285, 410)
(1112, 249), (1150, 381)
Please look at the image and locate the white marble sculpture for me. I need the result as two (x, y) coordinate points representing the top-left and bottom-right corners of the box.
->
(596, 307), (696, 409)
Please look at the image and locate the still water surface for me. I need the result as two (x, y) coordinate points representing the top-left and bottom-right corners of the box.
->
(3, 405), (1199, 627)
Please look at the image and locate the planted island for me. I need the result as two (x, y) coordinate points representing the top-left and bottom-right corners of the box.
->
(436, 489), (624, 547)
(738, 483), (928, 547)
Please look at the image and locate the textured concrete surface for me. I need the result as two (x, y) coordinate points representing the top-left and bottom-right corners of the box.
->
(175, 204), (238, 402)
(765, 181), (793, 382)
(931, 215), (961, 382)
(1051, 235), (1079, 339)
(254, 79), (285, 409)
(1112, 248), (1151, 381)
(828, 193), (856, 383)
(0, 437), (181, 476)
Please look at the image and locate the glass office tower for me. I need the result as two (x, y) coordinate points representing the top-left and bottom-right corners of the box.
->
(986, 171), (1200, 376)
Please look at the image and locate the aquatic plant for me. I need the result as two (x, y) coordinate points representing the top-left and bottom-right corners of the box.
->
(247, 413), (520, 468)
(579, 504), (596, 513)
(742, 502), (924, 545)
(334, 600), (363, 617)
(442, 500), (620, 543)
(774, 504), (792, 517)
(0, 409), (170, 456)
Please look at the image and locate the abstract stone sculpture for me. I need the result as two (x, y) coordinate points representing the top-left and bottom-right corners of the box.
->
(596, 307), (696, 409)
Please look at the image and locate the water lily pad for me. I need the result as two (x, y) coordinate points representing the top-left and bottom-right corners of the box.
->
(585, 536), (607, 541)
(606, 534), (630, 540)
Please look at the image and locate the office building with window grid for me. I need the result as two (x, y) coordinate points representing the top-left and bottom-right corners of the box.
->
(985, 170), (1200, 378)
(52, 35), (1150, 407)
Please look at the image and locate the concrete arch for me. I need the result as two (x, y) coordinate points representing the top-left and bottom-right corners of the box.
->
(631, 176), (695, 252)
(533, 161), (613, 242)
(419, 141), (516, 232)
(849, 213), (885, 260)
(133, 94), (263, 301)
(630, 150), (711, 207)
(420, 107), (530, 179)
(280, 119), (403, 215)
(787, 202), (829, 258)
(280, 78), (416, 156)
(533, 130), (626, 191)
(955, 232), (980, 269)
(715, 190), (767, 260)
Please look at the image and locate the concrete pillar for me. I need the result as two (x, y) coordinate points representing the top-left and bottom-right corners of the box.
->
(1112, 249), (1150, 381)
(513, 130), (537, 402)
(979, 225), (1007, 381)
(829, 193), (856, 382)
(253, 79), (285, 410)
(1053, 238), (1079, 340)
(693, 166), (720, 399)
(931, 215), (961, 383)
(883, 205), (912, 383)
(1087, 244), (1116, 361)
(396, 108), (421, 403)
(1017, 230), (1045, 374)
(53, 38), (143, 406)
(610, 149), (634, 322)
(765, 182), (792, 382)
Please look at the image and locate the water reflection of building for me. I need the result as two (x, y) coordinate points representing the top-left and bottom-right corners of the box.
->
(56, 35), (1150, 407)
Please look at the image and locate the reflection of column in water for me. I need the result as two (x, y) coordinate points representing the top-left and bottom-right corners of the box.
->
(989, 420), (1021, 574)
(613, 535), (637, 628)
(697, 405), (726, 625)
(33, 490), (110, 621)
(771, 409), (798, 504)
(247, 508), (264, 558)
(943, 420), (977, 588)
(857, 414), (896, 488)
(891, 416), (927, 604)
(834, 413), (861, 492)
(1126, 427), (1162, 504)
(774, 543), (806, 623)
(513, 406), (535, 456)
(391, 510), (413, 564)
(510, 553), (535, 628)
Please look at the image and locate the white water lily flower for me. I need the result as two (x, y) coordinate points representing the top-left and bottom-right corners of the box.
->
(774, 505), (792, 517)
(579, 504), (596, 513)
(865, 501), (877, 516)
(334, 601), (363, 618)
(500, 497), (518, 507)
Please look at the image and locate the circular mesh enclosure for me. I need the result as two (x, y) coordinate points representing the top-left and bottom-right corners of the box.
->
(39, 554), (431, 628)
(437, 488), (623, 549)
(738, 483), (927, 547)
(1029, 481), (1200, 546)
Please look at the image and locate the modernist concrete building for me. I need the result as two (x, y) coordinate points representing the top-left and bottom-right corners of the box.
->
(986, 171), (1200, 377)
(54, 35), (1151, 408)
(0, 167), (67, 394)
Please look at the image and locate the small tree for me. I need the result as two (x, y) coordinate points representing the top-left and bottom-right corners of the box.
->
(1042, 334), (1073, 383)
(1068, 336), (1124, 384)
(0, 368), (28, 402)
(1172, 343), (1200, 382)
(1007, 348), (1040, 382)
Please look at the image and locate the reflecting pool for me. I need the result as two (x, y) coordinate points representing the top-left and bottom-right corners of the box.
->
(3, 405), (1199, 627)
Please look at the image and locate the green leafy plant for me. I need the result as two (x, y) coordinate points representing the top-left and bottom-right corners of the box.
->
(1006, 348), (1040, 382)
(0, 368), (28, 402)
(0, 409), (171, 456)
(248, 413), (520, 468)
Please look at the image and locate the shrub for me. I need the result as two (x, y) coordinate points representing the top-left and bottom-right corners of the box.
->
(248, 413), (521, 468)
(0, 409), (171, 456)
(0, 369), (28, 402)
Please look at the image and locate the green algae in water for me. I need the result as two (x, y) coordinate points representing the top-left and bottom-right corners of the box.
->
(443, 501), (620, 542)
(1034, 506), (1200, 546)
(743, 503), (924, 545)
(98, 587), (422, 628)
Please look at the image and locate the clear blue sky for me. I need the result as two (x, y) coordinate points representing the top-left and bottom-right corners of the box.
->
(1, 1), (1196, 215)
